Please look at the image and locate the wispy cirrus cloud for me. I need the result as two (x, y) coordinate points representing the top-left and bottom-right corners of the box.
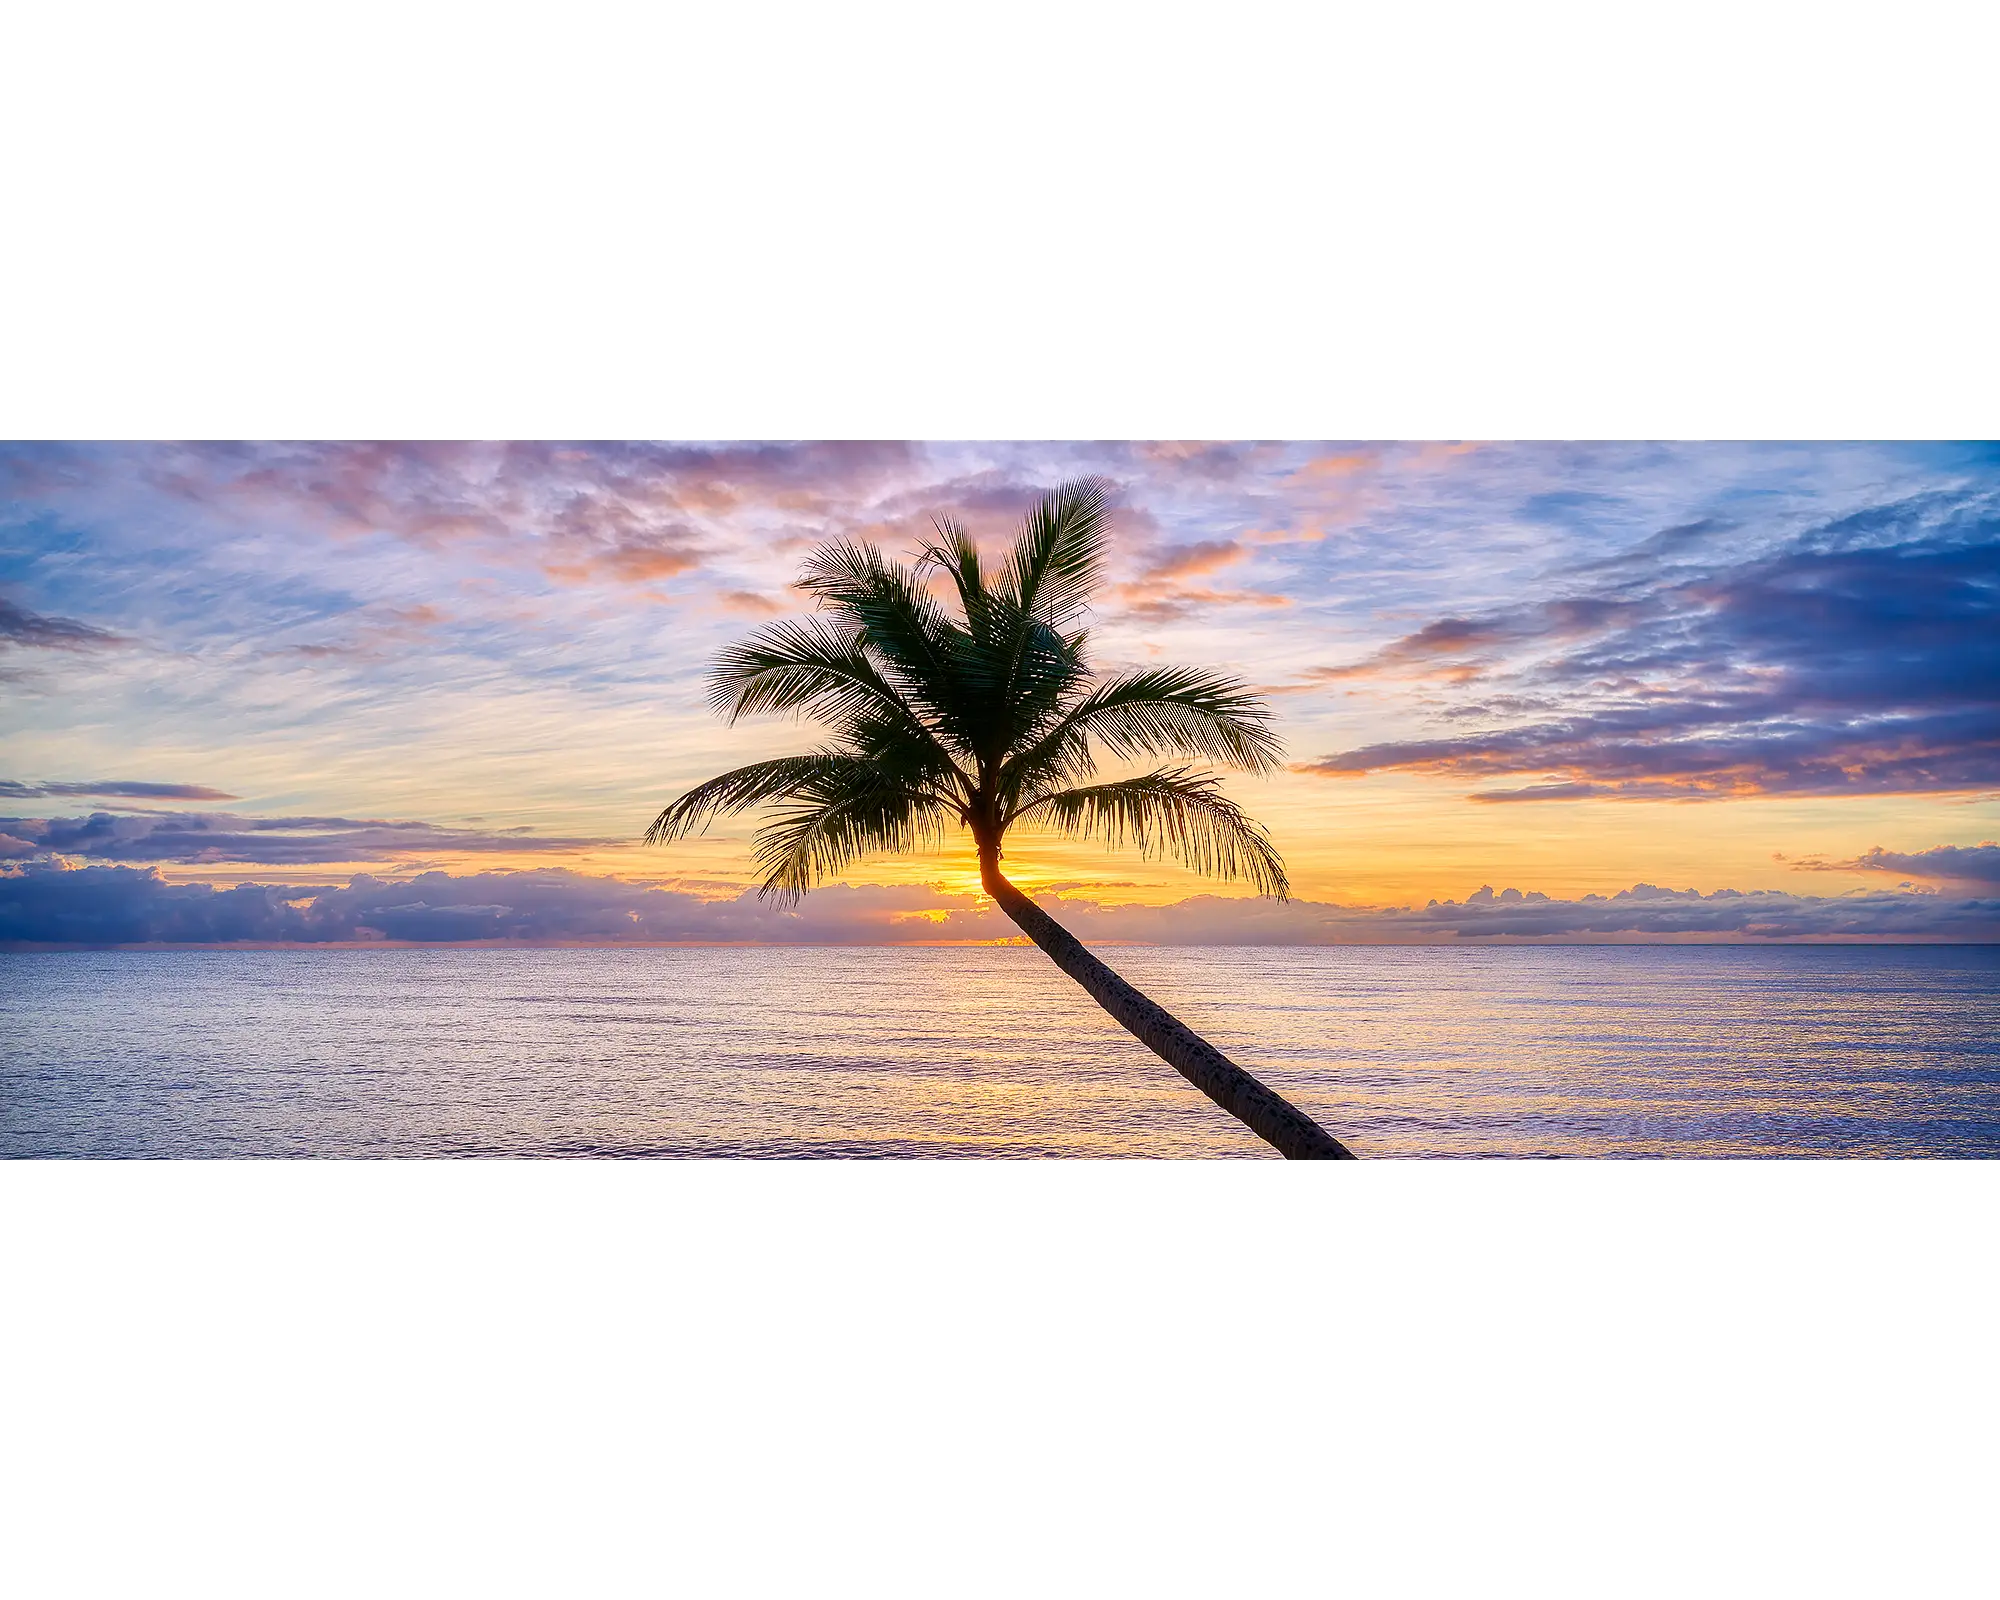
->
(4, 439), (925, 600)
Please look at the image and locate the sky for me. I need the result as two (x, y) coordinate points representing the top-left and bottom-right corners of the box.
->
(2, 439), (1996, 944)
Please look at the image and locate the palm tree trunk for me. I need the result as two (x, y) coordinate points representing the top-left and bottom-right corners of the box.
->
(979, 851), (1356, 1160)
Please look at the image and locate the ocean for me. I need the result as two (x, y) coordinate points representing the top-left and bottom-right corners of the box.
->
(4, 944), (1998, 1158)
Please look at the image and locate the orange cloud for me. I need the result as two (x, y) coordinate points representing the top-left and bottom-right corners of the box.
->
(1111, 585), (1292, 622)
(1290, 451), (1377, 482)
(1139, 539), (1244, 581)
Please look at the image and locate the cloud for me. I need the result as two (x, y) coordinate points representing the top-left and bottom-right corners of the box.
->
(5, 441), (925, 601)
(0, 810), (618, 866)
(1306, 598), (1647, 684)
(263, 602), (450, 663)
(1138, 539), (1245, 582)
(201, 441), (917, 578)
(0, 865), (1002, 946)
(1039, 882), (1999, 944)
(2, 862), (1992, 947)
(8, 440), (1999, 905)
(0, 596), (128, 651)
(1298, 487), (2000, 798)
(1288, 450), (1382, 483)
(1115, 589), (1291, 622)
(1106, 527), (1296, 621)
(714, 589), (787, 616)
(869, 470), (1056, 533)
(1463, 783), (1614, 803)
(1566, 517), (1734, 575)
(1127, 442), (1274, 481)
(1823, 842), (2000, 887)
(1301, 706), (2000, 801)
(0, 779), (239, 802)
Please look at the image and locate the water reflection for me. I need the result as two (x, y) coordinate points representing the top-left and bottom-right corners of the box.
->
(3, 945), (1997, 1158)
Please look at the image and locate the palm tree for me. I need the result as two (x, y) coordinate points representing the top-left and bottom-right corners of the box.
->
(646, 477), (1354, 1160)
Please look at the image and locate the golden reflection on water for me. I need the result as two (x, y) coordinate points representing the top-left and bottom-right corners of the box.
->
(3, 946), (1997, 1158)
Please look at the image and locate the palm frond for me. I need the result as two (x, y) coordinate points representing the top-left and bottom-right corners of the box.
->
(795, 537), (975, 742)
(708, 615), (900, 725)
(644, 754), (861, 846)
(999, 666), (1284, 799)
(752, 768), (955, 904)
(650, 477), (1293, 915)
(999, 476), (1111, 629)
(993, 610), (1093, 740)
(915, 515), (993, 642)
(796, 540), (958, 675)
(1013, 767), (1290, 899)
(838, 705), (977, 809)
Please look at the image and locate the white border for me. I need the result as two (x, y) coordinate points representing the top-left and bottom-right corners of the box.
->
(6, 1161), (1996, 1596)
(3, 4), (1993, 440)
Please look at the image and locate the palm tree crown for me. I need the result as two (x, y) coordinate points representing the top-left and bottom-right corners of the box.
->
(646, 477), (1290, 904)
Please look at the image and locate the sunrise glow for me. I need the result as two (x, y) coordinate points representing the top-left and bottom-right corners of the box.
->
(3, 440), (1996, 945)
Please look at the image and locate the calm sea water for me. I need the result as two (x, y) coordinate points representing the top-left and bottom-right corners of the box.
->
(4, 945), (1998, 1158)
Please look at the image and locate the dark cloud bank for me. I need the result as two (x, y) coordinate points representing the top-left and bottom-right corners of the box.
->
(1823, 842), (2000, 887)
(2, 863), (1993, 947)
(1301, 487), (2000, 799)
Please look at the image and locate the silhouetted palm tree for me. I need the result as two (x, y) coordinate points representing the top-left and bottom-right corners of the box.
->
(647, 478), (1353, 1159)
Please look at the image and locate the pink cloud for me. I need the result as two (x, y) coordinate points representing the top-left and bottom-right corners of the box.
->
(715, 590), (787, 616)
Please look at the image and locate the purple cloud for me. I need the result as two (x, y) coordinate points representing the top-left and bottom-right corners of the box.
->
(0, 779), (239, 802)
(0, 596), (128, 651)
(135, 440), (923, 588)
(0, 810), (617, 866)
(1297, 488), (2000, 798)
(3, 863), (1993, 947)
(1827, 843), (2000, 887)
